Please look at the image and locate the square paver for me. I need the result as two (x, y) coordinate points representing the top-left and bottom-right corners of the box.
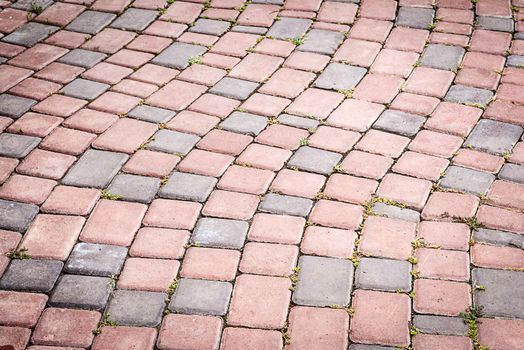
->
(61, 78), (110, 100)
(58, 48), (107, 69)
(146, 129), (199, 155)
(110, 8), (157, 31)
(209, 77), (259, 100)
(396, 7), (435, 29)
(266, 17), (312, 40)
(0, 259), (63, 292)
(170, 278), (233, 316)
(106, 174), (160, 203)
(190, 19), (230, 36)
(66, 10), (116, 34)
(106, 290), (166, 327)
(0, 133), (40, 158)
(153, 42), (207, 69)
(355, 257), (412, 292)
(65, 242), (128, 277)
(287, 146), (342, 175)
(0, 94), (37, 118)
(2, 22), (58, 46)
(159, 171), (217, 202)
(421, 44), (465, 71)
(445, 85), (494, 107)
(50, 274), (112, 311)
(499, 163), (524, 184)
(128, 105), (176, 123)
(0, 199), (39, 232)
(465, 119), (522, 155)
(191, 218), (249, 249)
(373, 109), (425, 137)
(439, 166), (495, 195)
(298, 29), (345, 55)
(313, 63), (366, 91)
(219, 111), (267, 136)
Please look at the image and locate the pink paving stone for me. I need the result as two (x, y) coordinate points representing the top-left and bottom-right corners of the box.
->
(0, 174), (56, 205)
(202, 53), (241, 70)
(111, 79), (159, 98)
(189, 93), (240, 118)
(484, 99), (524, 125)
(0, 291), (48, 327)
(167, 110), (219, 136)
(41, 186), (100, 215)
(89, 92), (141, 114)
(327, 99), (385, 132)
(255, 38), (295, 57)
(359, 216), (416, 260)
(349, 18), (393, 43)
(230, 53), (283, 83)
(429, 32), (470, 47)
(147, 80), (207, 111)
(287, 307), (349, 350)
(511, 142), (524, 165)
(82, 28), (136, 54)
(0, 65), (32, 94)
(91, 0), (131, 12)
(16, 149), (75, 180)
(0, 230), (21, 275)
(393, 151), (449, 181)
(217, 165), (274, 195)
(160, 1), (202, 23)
(32, 308), (100, 348)
(496, 83), (524, 105)
(502, 67), (524, 85)
(455, 67), (500, 90)
(9, 77), (61, 101)
(27, 346), (84, 350)
(413, 279), (471, 316)
(281, 9), (316, 18)
(416, 221), (470, 251)
(123, 150), (180, 178)
(126, 35), (172, 54)
(80, 199), (147, 246)
(82, 62), (133, 85)
(453, 149), (504, 173)
(472, 244), (524, 269)
(356, 129), (410, 158)
(390, 93), (440, 116)
(259, 68), (315, 99)
(45, 30), (89, 49)
(286, 88), (344, 120)
(340, 150), (393, 180)
(488, 180), (524, 211)
(512, 40), (524, 56)
(478, 318), (524, 350)
(198, 129), (251, 155)
(105, 50), (154, 70)
(220, 328), (283, 350)
(91, 326), (157, 350)
(0, 42), (25, 58)
(210, 32), (260, 58)
(0, 8), (27, 33)
(237, 4), (279, 27)
(360, 0), (397, 20)
(9, 44), (67, 70)
(422, 192), (479, 221)
(34, 63), (84, 84)
(284, 51), (330, 72)
(301, 226), (356, 258)
(370, 49), (419, 77)
(117, 257), (180, 292)
(180, 32), (218, 47)
(309, 199), (363, 230)
(385, 27), (429, 53)
(350, 290), (410, 347)
(284, 0), (321, 10)
(353, 73), (404, 104)
(130, 227), (189, 260)
(157, 314), (222, 350)
(317, 1), (357, 24)
(33, 94), (88, 117)
(0, 117), (11, 132)
(6, 112), (62, 137)
(35, 3), (85, 26)
(324, 173), (378, 205)
(202, 8), (239, 21)
(0, 157), (18, 183)
(412, 334), (473, 350)
(248, 213), (305, 245)
(308, 126), (360, 153)
(469, 29), (512, 55)
(92, 118), (157, 154)
(144, 21), (187, 39)
(334, 38), (381, 67)
(0, 326), (31, 349)
(130, 64), (179, 86)
(178, 64), (226, 87)
(180, 247), (240, 281)
(228, 274), (291, 329)
(240, 242), (298, 276)
(404, 67), (455, 98)
(415, 248), (470, 281)
(255, 124), (309, 151)
(143, 199), (201, 230)
(435, 21), (472, 36)
(270, 169), (326, 199)
(202, 190), (259, 220)
(177, 149), (234, 176)
(408, 130), (463, 158)
(63, 108), (118, 134)
(425, 102), (482, 137)
(437, 8), (474, 24)
(236, 144), (291, 171)
(462, 51), (505, 71)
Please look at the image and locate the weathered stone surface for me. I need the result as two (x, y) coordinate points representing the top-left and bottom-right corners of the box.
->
(170, 278), (232, 316)
(58, 49), (107, 68)
(190, 19), (230, 36)
(259, 193), (313, 217)
(2, 22), (58, 46)
(159, 172), (217, 202)
(473, 228), (524, 249)
(106, 290), (166, 327)
(313, 63), (366, 91)
(465, 119), (522, 155)
(298, 29), (345, 55)
(445, 85), (494, 107)
(439, 166), (495, 195)
(107, 174), (161, 204)
(209, 77), (259, 100)
(66, 11), (116, 34)
(146, 130), (200, 155)
(110, 8), (157, 31)
(50, 274), (112, 311)
(128, 105), (176, 123)
(372, 203), (420, 223)
(65, 243), (128, 277)
(476, 16), (514, 32)
(0, 133), (40, 158)
(278, 114), (319, 130)
(421, 44), (465, 71)
(499, 164), (524, 184)
(0, 259), (63, 292)
(0, 94), (37, 118)
(0, 199), (39, 232)
(267, 17), (312, 40)
(355, 257), (411, 292)
(220, 112), (267, 136)
(396, 7), (434, 29)
(191, 218), (249, 249)
(61, 78), (110, 100)
(152, 42), (207, 69)
(413, 315), (468, 336)
(287, 146), (342, 175)
(373, 110), (425, 137)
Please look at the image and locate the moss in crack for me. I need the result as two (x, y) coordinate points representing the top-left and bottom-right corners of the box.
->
(6, 247), (31, 260)
(460, 306), (489, 350)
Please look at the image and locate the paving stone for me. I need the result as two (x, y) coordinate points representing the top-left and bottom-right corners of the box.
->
(259, 193), (313, 217)
(65, 242), (128, 277)
(62, 149), (128, 188)
(278, 114), (319, 129)
(66, 11), (116, 34)
(476, 16), (514, 32)
(219, 111), (267, 136)
(190, 19), (230, 36)
(413, 315), (468, 336)
(50, 274), (112, 311)
(396, 7), (435, 29)
(153, 42), (207, 69)
(373, 109), (425, 137)
(191, 218), (249, 249)
(110, 8), (157, 31)
(445, 85), (494, 107)
(465, 119), (522, 155)
(421, 44), (465, 71)
(499, 163), (524, 184)
(372, 202), (420, 223)
(349, 345), (397, 350)
(61, 78), (110, 100)
(298, 29), (345, 55)
(0, 133), (40, 158)
(313, 63), (366, 91)
(474, 228), (524, 249)
(0, 199), (38, 232)
(106, 174), (161, 203)
(106, 290), (166, 327)
(507, 55), (524, 68)
(58, 48), (107, 68)
(146, 129), (199, 155)
(355, 257), (411, 292)
(440, 166), (495, 195)
(170, 278), (232, 316)
(128, 105), (176, 123)
(2, 22), (58, 47)
(287, 146), (342, 175)
(232, 25), (267, 34)
(472, 268), (524, 318)
(293, 255), (353, 307)
(209, 77), (259, 100)
(0, 259), (63, 292)
(0, 94), (37, 118)
(266, 17), (312, 40)
(11, 0), (53, 10)
(159, 171), (217, 202)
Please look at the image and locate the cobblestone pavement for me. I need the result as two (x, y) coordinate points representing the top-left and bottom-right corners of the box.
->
(0, 0), (524, 349)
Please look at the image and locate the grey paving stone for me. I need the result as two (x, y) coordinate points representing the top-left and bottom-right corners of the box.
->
(153, 42), (207, 69)
(373, 109), (425, 137)
(0, 57), (6, 64)
(465, 119), (522, 155)
(0, 199), (39, 232)
(413, 315), (468, 336)
(355, 257), (411, 292)
(106, 290), (166, 327)
(191, 218), (249, 249)
(0, 259), (63, 292)
(0, 94), (37, 118)
(145, 129), (199, 155)
(421, 44), (465, 71)
(58, 49), (107, 69)
(128, 105), (176, 123)
(293, 255), (353, 307)
(2, 22), (58, 47)
(110, 8), (157, 31)
(349, 345), (396, 350)
(209, 77), (259, 100)
(472, 268), (524, 318)
(259, 193), (313, 217)
(107, 174), (161, 203)
(66, 10), (116, 35)
(170, 278), (232, 316)
(474, 228), (524, 249)
(372, 203), (420, 223)
(440, 166), (495, 195)
(190, 19), (230, 36)
(313, 63), (366, 91)
(11, 0), (53, 10)
(61, 78), (110, 100)
(219, 111), (267, 136)
(396, 7), (435, 29)
(499, 163), (524, 184)
(445, 85), (494, 107)
(62, 149), (128, 189)
(65, 243), (128, 277)
(476, 16), (514, 32)
(0, 133), (40, 158)
(159, 171), (217, 202)
(507, 55), (524, 68)
(231, 25), (267, 35)
(298, 29), (345, 55)
(50, 274), (112, 311)
(287, 146), (342, 175)
(278, 114), (319, 130)
(266, 17), (312, 40)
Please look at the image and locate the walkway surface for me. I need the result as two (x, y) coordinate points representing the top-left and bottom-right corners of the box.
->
(0, 0), (524, 349)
